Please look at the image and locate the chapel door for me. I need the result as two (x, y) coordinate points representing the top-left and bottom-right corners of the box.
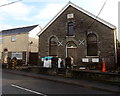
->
(66, 42), (77, 64)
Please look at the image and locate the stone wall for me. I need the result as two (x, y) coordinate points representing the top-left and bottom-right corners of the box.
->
(39, 5), (116, 69)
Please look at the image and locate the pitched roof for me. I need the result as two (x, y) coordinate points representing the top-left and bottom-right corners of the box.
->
(37, 1), (116, 36)
(1, 25), (38, 36)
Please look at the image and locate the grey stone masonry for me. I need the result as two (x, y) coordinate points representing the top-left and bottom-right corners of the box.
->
(38, 3), (117, 70)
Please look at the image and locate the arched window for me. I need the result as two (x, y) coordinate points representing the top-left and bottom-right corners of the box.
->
(49, 36), (58, 56)
(67, 22), (75, 36)
(66, 41), (77, 48)
(87, 33), (97, 56)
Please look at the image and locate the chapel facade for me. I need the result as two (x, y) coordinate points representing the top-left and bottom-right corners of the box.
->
(38, 2), (117, 69)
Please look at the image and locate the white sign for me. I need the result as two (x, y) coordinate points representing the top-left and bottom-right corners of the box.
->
(67, 13), (74, 19)
(82, 58), (89, 62)
(79, 67), (86, 69)
(43, 60), (51, 68)
(92, 58), (99, 62)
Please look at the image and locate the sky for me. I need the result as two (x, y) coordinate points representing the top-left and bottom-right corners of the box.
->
(0, 0), (120, 38)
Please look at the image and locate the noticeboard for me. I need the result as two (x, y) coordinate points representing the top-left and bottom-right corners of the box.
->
(82, 58), (89, 62)
(92, 58), (99, 62)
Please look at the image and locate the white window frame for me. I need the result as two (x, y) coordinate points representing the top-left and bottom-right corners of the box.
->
(11, 36), (16, 42)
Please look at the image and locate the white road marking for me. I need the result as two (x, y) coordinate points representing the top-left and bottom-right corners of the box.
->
(11, 84), (47, 96)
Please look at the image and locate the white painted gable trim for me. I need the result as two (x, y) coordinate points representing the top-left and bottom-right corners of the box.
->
(37, 1), (116, 36)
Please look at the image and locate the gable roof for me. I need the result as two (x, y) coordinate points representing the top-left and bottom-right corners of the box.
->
(1, 25), (38, 36)
(37, 1), (116, 36)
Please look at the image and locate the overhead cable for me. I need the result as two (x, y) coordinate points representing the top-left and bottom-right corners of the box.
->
(87, 0), (108, 30)
(0, 0), (22, 7)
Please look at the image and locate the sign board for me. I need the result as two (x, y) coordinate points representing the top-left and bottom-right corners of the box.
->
(92, 58), (99, 62)
(79, 67), (86, 69)
(67, 13), (74, 19)
(82, 58), (89, 62)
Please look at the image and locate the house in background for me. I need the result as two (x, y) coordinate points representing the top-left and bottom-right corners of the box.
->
(38, 2), (117, 70)
(0, 25), (41, 66)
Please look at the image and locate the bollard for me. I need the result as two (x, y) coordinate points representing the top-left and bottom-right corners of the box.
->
(102, 59), (106, 72)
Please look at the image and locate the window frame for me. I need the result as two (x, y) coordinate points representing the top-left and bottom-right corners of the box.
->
(67, 22), (75, 36)
(49, 36), (58, 56)
(11, 52), (23, 59)
(87, 33), (98, 56)
(11, 35), (16, 42)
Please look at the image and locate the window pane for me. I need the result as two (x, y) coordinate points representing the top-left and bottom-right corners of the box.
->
(87, 43), (97, 56)
(11, 36), (16, 42)
(67, 22), (75, 36)
(11, 52), (22, 59)
(87, 33), (97, 42)
(67, 41), (76, 47)
(49, 37), (58, 56)
(87, 33), (97, 56)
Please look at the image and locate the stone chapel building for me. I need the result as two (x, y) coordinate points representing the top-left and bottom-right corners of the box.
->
(38, 2), (117, 70)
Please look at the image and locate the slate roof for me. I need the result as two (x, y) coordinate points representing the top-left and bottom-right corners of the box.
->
(0, 25), (38, 36)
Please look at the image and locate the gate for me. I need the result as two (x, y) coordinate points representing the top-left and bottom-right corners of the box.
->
(29, 52), (38, 65)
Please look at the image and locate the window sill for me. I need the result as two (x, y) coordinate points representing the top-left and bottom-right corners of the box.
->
(66, 36), (75, 38)
(86, 56), (99, 58)
(11, 41), (16, 42)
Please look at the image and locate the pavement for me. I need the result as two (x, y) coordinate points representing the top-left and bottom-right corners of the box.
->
(2, 69), (120, 94)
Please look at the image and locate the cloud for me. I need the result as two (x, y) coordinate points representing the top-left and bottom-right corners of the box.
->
(0, 16), (5, 21)
(99, 0), (118, 27)
(0, 0), (37, 31)
(0, 0), (119, 32)
(35, 3), (64, 19)
(32, 3), (64, 28)
(0, 0), (8, 5)
(0, 23), (14, 31)
(0, 0), (35, 21)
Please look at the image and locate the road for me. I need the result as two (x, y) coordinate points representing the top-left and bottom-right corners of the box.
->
(2, 71), (118, 95)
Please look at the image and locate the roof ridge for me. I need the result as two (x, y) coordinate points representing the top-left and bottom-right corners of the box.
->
(1, 25), (39, 36)
(2, 24), (38, 31)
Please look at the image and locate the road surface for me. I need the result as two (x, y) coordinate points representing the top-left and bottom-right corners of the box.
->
(2, 71), (118, 95)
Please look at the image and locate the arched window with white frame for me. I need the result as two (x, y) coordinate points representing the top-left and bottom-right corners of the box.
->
(67, 22), (75, 36)
(49, 36), (58, 56)
(87, 33), (98, 56)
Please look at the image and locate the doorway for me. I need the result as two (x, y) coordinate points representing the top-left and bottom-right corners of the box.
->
(66, 41), (77, 64)
(3, 48), (8, 64)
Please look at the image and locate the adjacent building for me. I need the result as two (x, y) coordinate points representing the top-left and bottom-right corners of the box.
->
(0, 25), (41, 65)
(38, 2), (117, 70)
